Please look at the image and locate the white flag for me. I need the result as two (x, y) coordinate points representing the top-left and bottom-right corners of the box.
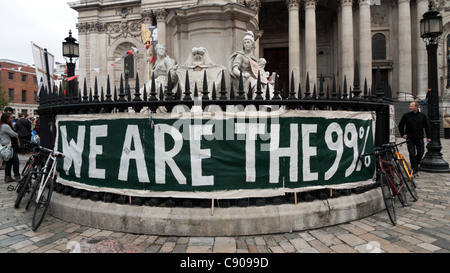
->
(31, 42), (54, 95)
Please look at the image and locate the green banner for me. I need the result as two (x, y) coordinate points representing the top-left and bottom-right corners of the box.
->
(55, 111), (375, 198)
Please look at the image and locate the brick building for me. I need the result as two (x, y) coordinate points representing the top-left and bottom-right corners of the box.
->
(0, 59), (39, 116)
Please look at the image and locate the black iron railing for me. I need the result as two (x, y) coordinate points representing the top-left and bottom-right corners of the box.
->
(37, 65), (392, 148)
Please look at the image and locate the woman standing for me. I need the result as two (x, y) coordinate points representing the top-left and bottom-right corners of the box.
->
(0, 112), (20, 183)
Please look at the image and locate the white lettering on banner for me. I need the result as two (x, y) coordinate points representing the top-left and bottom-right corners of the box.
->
(324, 122), (343, 180)
(235, 122), (266, 182)
(302, 124), (318, 181)
(190, 124), (214, 186)
(89, 125), (107, 179)
(60, 125), (85, 178)
(154, 124), (186, 184)
(58, 117), (373, 187)
(118, 125), (150, 183)
(344, 123), (358, 177)
(269, 124), (298, 183)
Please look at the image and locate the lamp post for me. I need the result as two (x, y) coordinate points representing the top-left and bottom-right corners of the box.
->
(419, 1), (450, 172)
(62, 30), (79, 97)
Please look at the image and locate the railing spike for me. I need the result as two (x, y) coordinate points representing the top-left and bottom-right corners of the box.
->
(202, 70), (209, 100)
(304, 72), (311, 99)
(134, 72), (142, 101)
(219, 70), (227, 100)
(106, 75), (112, 102)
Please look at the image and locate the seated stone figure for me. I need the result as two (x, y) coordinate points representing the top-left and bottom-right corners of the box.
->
(143, 43), (178, 99)
(175, 46), (228, 100)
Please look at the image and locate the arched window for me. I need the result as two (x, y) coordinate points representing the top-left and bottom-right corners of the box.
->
(114, 42), (135, 80)
(124, 54), (134, 79)
(372, 33), (386, 60)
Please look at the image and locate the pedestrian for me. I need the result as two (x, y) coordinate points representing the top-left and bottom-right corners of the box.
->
(15, 113), (32, 154)
(0, 112), (21, 183)
(0, 107), (14, 170)
(398, 101), (431, 176)
(443, 113), (450, 139)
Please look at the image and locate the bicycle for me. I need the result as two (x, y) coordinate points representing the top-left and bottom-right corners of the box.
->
(13, 143), (50, 209)
(388, 141), (418, 201)
(25, 147), (64, 231)
(360, 146), (409, 225)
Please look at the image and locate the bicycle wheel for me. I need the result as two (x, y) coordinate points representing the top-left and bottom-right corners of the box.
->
(14, 171), (33, 209)
(404, 161), (417, 188)
(390, 161), (409, 207)
(20, 156), (33, 177)
(397, 161), (418, 201)
(25, 172), (42, 211)
(31, 177), (54, 231)
(379, 172), (396, 225)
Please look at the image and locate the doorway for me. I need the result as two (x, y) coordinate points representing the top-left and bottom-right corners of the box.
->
(263, 48), (289, 90)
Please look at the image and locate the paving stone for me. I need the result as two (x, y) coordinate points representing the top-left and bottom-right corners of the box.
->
(290, 237), (311, 251)
(172, 244), (188, 253)
(418, 242), (441, 252)
(189, 237), (214, 246)
(254, 236), (266, 246)
(382, 243), (410, 253)
(330, 243), (357, 253)
(186, 245), (213, 253)
(159, 241), (176, 253)
(213, 237), (236, 253)
(336, 234), (366, 247)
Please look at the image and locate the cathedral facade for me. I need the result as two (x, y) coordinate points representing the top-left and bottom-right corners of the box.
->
(69, 0), (450, 101)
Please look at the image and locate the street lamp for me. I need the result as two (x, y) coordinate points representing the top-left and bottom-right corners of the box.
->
(419, 1), (450, 172)
(62, 30), (79, 97)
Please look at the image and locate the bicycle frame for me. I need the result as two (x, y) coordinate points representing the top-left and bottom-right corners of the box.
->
(35, 151), (63, 203)
(392, 144), (414, 181)
(376, 155), (405, 197)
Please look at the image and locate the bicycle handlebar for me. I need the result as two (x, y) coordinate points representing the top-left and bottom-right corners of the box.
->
(23, 140), (64, 158)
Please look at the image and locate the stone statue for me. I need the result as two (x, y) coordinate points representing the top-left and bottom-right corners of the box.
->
(143, 43), (178, 99)
(229, 31), (273, 98)
(176, 46), (228, 99)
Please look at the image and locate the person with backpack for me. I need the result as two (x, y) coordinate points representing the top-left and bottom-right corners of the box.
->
(15, 113), (32, 154)
(0, 112), (20, 183)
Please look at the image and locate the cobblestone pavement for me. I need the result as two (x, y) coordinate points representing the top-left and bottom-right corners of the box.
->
(0, 138), (449, 254)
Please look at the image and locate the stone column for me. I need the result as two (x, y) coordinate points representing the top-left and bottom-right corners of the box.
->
(155, 9), (167, 45)
(359, 0), (372, 89)
(398, 0), (413, 100)
(305, 0), (318, 89)
(286, 0), (301, 87)
(416, 0), (429, 100)
(247, 0), (261, 59)
(340, 0), (354, 87)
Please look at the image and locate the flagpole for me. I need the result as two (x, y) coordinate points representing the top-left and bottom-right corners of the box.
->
(147, 43), (151, 83)
(43, 48), (52, 94)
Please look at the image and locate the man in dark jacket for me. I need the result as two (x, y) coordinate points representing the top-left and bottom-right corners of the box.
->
(398, 101), (431, 175)
(14, 113), (32, 154)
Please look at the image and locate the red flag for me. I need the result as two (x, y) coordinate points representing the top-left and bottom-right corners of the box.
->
(150, 56), (156, 63)
(68, 75), (79, 81)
